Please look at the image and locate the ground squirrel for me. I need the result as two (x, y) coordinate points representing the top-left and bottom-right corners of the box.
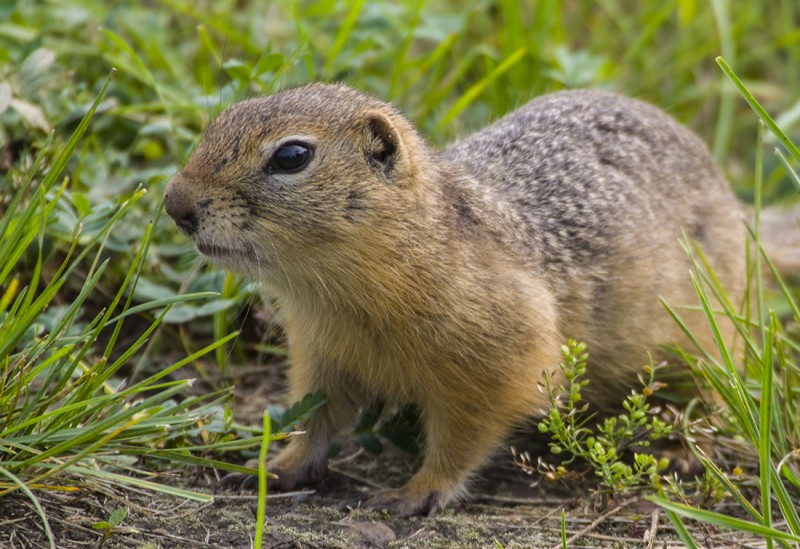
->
(165, 83), (747, 516)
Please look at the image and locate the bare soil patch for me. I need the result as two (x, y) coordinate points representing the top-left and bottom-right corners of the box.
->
(0, 361), (754, 548)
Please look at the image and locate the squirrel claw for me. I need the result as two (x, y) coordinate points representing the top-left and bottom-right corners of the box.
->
(220, 462), (297, 492)
(366, 488), (448, 517)
(220, 470), (258, 490)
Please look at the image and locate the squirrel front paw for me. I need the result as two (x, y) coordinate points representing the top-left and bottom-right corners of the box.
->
(221, 453), (329, 491)
(366, 485), (455, 517)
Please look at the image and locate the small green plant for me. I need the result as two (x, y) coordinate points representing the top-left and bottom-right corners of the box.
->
(536, 340), (671, 494)
(268, 391), (328, 433)
(92, 507), (128, 549)
(350, 401), (424, 457)
(660, 467), (728, 511)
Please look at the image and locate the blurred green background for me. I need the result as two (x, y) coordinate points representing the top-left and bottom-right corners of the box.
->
(2, 0), (798, 368)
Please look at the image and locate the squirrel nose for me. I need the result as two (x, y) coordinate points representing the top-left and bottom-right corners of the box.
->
(165, 190), (198, 236)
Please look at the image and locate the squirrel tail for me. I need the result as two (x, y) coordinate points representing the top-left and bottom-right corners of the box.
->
(758, 204), (800, 278)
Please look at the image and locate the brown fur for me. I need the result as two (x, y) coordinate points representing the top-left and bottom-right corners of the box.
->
(165, 84), (747, 515)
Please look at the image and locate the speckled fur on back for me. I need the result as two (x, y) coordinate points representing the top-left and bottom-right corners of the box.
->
(444, 90), (745, 402)
(165, 83), (746, 516)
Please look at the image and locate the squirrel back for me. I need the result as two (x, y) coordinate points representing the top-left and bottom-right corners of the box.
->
(445, 90), (746, 402)
(447, 90), (743, 276)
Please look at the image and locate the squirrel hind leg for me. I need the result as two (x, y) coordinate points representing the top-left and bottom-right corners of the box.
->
(366, 379), (543, 516)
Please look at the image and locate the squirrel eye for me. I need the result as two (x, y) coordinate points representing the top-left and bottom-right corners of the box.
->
(266, 142), (314, 173)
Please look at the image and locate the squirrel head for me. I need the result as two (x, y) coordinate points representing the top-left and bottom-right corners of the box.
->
(165, 83), (436, 282)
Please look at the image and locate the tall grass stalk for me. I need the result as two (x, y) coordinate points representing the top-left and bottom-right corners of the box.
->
(254, 410), (272, 549)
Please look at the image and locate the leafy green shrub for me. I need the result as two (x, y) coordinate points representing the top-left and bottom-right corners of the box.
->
(535, 340), (671, 495)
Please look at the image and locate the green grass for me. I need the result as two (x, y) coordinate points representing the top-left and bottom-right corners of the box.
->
(1, 0), (799, 545)
(648, 62), (800, 546)
(0, 69), (272, 526)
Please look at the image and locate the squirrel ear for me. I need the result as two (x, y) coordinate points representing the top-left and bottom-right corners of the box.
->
(363, 111), (401, 179)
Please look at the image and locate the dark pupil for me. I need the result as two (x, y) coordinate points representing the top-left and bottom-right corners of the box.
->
(272, 144), (309, 171)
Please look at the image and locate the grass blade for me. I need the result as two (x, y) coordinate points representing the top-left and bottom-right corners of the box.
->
(716, 57), (800, 162)
(255, 410), (271, 549)
(322, 0), (366, 75)
(651, 498), (800, 543)
(0, 466), (56, 549)
(436, 47), (527, 128)
(759, 314), (775, 545)
(653, 482), (699, 549)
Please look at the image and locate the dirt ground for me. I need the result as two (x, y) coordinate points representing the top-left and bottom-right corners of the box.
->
(0, 362), (758, 548)
(0, 436), (759, 549)
(0, 450), (683, 549)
